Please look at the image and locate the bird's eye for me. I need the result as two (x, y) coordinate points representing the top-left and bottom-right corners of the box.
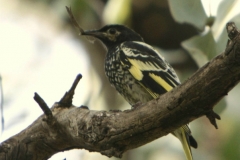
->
(108, 28), (117, 35)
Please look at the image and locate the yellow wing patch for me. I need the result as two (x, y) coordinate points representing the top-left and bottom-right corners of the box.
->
(128, 65), (143, 81)
(149, 73), (173, 91)
(125, 57), (173, 97)
(128, 58), (160, 71)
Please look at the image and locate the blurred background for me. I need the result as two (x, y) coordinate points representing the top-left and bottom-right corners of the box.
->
(1, 0), (240, 159)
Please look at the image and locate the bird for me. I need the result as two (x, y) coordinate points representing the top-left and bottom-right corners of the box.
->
(82, 24), (198, 160)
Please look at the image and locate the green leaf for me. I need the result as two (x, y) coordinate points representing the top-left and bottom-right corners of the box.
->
(181, 30), (216, 67)
(168, 0), (207, 30)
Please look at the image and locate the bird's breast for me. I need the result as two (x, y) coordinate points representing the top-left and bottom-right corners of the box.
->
(104, 47), (153, 105)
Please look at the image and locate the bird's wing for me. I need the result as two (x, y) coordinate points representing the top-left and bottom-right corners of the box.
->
(119, 41), (180, 97)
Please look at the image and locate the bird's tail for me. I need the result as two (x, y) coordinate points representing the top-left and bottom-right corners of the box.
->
(173, 126), (197, 160)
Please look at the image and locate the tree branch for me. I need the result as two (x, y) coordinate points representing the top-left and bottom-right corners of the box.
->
(0, 22), (240, 160)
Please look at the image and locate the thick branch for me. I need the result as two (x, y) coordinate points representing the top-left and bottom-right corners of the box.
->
(0, 23), (240, 160)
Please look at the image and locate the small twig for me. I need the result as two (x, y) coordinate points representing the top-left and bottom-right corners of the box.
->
(225, 22), (239, 56)
(226, 22), (239, 40)
(205, 110), (221, 129)
(34, 92), (53, 120)
(59, 74), (82, 107)
(65, 6), (84, 35)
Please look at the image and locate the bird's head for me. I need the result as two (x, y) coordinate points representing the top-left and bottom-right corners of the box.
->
(82, 25), (144, 50)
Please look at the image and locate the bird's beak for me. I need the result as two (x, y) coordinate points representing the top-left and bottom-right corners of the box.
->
(82, 30), (105, 39)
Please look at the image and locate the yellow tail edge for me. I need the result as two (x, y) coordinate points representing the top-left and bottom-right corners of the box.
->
(174, 127), (193, 160)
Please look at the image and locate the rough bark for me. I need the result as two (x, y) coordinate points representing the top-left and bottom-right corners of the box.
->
(0, 22), (240, 160)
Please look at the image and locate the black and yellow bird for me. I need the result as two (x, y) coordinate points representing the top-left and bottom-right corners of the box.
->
(82, 25), (198, 160)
